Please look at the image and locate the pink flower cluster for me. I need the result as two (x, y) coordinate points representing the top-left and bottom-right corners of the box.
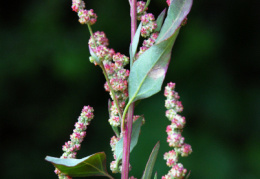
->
(88, 31), (130, 127)
(137, 1), (157, 38)
(109, 135), (120, 173)
(54, 106), (94, 179)
(71, 0), (97, 25)
(135, 1), (159, 60)
(162, 82), (192, 179)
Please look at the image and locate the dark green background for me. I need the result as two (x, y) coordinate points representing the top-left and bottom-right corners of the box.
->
(1, 0), (259, 178)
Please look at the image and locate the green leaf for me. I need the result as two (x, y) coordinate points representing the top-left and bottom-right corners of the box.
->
(155, 9), (166, 32)
(127, 0), (192, 104)
(130, 22), (142, 67)
(154, 172), (157, 179)
(89, 46), (101, 65)
(141, 142), (160, 179)
(128, 29), (179, 103)
(114, 117), (143, 165)
(156, 0), (193, 43)
(45, 152), (113, 178)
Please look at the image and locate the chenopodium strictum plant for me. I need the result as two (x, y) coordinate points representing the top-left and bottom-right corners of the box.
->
(45, 0), (193, 179)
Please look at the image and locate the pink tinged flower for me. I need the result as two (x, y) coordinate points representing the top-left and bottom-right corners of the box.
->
(74, 144), (81, 151)
(110, 161), (118, 173)
(110, 136), (119, 151)
(141, 13), (155, 25)
(74, 132), (81, 139)
(166, 109), (177, 120)
(90, 31), (109, 47)
(82, 105), (94, 114)
(54, 168), (61, 175)
(75, 122), (86, 130)
(171, 115), (186, 129)
(143, 37), (155, 48)
(180, 143), (192, 157)
(167, 82), (176, 89)
(166, 125), (173, 134)
(117, 69), (130, 79)
(167, 133), (184, 147)
(175, 101), (183, 112)
(110, 78), (127, 91)
(104, 82), (110, 92)
(80, 131), (86, 138)
(103, 61), (115, 75)
(166, 159), (176, 167)
(72, 4), (79, 12)
(109, 116), (120, 127)
(164, 150), (178, 167)
(68, 152), (77, 158)
(119, 101), (126, 108)
(137, 1), (147, 14)
(169, 163), (187, 178)
(78, 9), (97, 25)
(151, 32), (159, 40)
(165, 99), (176, 109)
(110, 102), (119, 116)
(71, 0), (83, 12)
(62, 141), (71, 152)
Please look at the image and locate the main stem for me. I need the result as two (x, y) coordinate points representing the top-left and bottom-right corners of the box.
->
(121, 0), (136, 179)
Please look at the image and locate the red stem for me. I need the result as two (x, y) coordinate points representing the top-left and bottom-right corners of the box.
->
(121, 0), (136, 179)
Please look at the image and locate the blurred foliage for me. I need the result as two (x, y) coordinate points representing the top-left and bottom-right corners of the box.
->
(0, 0), (259, 178)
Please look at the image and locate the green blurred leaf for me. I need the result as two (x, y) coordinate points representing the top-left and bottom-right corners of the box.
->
(128, 30), (179, 103)
(45, 152), (112, 178)
(130, 22), (142, 67)
(89, 46), (101, 65)
(155, 9), (166, 32)
(142, 142), (160, 179)
(154, 172), (157, 179)
(114, 117), (143, 166)
(156, 0), (193, 43)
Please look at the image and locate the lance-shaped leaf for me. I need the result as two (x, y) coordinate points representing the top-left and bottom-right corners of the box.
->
(154, 172), (158, 179)
(130, 22), (142, 67)
(156, 0), (193, 43)
(142, 142), (160, 179)
(114, 117), (143, 165)
(128, 29), (179, 103)
(127, 0), (192, 104)
(155, 9), (166, 32)
(45, 152), (113, 178)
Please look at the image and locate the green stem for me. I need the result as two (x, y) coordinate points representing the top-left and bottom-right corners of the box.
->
(142, 0), (151, 13)
(87, 24), (96, 46)
(121, 100), (132, 131)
